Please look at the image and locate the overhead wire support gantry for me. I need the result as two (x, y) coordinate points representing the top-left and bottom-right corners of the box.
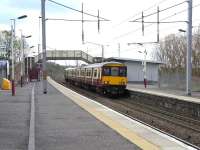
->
(113, 2), (200, 41)
(130, 1), (187, 22)
(129, 0), (188, 42)
(48, 0), (109, 21)
(47, 0), (110, 44)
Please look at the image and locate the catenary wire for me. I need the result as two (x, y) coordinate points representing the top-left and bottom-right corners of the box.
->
(130, 1), (187, 22)
(112, 0), (172, 28)
(47, 0), (110, 21)
(113, 2), (200, 40)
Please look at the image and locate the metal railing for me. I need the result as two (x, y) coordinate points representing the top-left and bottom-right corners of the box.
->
(34, 50), (94, 63)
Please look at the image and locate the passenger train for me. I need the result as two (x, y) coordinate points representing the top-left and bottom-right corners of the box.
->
(64, 62), (127, 96)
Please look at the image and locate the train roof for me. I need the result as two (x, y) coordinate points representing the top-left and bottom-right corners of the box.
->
(65, 62), (125, 71)
(106, 57), (164, 64)
(83, 61), (125, 68)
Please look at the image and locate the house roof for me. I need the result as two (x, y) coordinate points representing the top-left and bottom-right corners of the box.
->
(106, 57), (164, 64)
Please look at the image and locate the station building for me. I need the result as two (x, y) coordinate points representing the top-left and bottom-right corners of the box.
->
(106, 57), (163, 83)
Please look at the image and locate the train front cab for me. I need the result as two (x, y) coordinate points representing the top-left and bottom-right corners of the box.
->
(101, 64), (127, 95)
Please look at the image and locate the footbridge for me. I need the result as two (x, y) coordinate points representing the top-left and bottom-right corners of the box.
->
(34, 50), (102, 64)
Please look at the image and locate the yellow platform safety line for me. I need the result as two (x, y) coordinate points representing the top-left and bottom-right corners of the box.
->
(48, 77), (160, 150)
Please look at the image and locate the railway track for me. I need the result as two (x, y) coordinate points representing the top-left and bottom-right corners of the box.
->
(60, 81), (200, 148)
(118, 98), (200, 132)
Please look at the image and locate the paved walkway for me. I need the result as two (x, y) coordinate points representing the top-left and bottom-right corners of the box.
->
(127, 83), (200, 99)
(0, 83), (32, 150)
(35, 81), (140, 150)
(0, 80), (198, 150)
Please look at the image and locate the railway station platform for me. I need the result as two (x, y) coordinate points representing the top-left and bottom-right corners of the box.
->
(0, 79), (197, 150)
(0, 84), (31, 150)
(127, 83), (200, 103)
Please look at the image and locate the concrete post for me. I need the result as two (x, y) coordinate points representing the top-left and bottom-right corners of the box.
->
(186, 0), (192, 95)
(11, 24), (15, 95)
(41, 0), (47, 94)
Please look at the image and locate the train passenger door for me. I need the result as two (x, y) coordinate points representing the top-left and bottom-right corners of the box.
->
(99, 68), (102, 81)
(92, 68), (94, 85)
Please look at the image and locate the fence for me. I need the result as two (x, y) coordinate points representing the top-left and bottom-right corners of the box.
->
(159, 70), (200, 92)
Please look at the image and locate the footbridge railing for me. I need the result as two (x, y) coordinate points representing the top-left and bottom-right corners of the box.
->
(34, 50), (94, 64)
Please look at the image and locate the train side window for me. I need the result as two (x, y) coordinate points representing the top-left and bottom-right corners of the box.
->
(86, 70), (88, 77)
(89, 70), (92, 77)
(94, 70), (97, 78)
(81, 70), (84, 76)
(103, 67), (110, 76)
(96, 69), (99, 78)
(78, 70), (80, 77)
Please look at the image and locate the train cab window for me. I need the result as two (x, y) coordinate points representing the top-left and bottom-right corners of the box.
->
(111, 67), (119, 76)
(119, 67), (127, 76)
(103, 67), (110, 76)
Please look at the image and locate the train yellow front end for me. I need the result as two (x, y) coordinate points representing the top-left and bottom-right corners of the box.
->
(101, 63), (127, 95)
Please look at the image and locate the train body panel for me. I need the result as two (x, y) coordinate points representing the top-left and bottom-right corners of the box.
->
(64, 62), (127, 96)
(101, 76), (127, 86)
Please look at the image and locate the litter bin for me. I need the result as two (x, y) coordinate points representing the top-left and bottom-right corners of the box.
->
(1, 78), (11, 90)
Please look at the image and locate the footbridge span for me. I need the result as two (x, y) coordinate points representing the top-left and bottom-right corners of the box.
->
(34, 50), (102, 64)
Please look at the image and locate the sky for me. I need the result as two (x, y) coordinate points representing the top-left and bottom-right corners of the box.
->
(0, 0), (200, 65)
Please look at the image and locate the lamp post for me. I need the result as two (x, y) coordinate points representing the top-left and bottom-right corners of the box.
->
(178, 29), (186, 33)
(10, 15), (27, 95)
(10, 22), (15, 95)
(138, 48), (147, 88)
(127, 42), (148, 88)
(186, 0), (192, 96)
(179, 24), (192, 96)
(19, 30), (31, 87)
(41, 0), (47, 94)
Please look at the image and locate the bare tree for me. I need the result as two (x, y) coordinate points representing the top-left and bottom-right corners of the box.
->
(154, 34), (186, 71)
(192, 27), (200, 76)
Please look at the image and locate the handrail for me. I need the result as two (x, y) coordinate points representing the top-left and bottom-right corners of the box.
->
(34, 50), (94, 63)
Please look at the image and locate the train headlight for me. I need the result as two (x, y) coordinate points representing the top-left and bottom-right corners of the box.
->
(103, 81), (109, 84)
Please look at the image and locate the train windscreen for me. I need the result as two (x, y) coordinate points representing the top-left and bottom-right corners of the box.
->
(119, 67), (127, 77)
(103, 66), (126, 77)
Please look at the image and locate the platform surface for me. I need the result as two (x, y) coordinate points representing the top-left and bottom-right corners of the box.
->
(0, 84), (31, 150)
(0, 79), (197, 150)
(127, 83), (200, 104)
(48, 78), (197, 150)
(35, 81), (140, 150)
